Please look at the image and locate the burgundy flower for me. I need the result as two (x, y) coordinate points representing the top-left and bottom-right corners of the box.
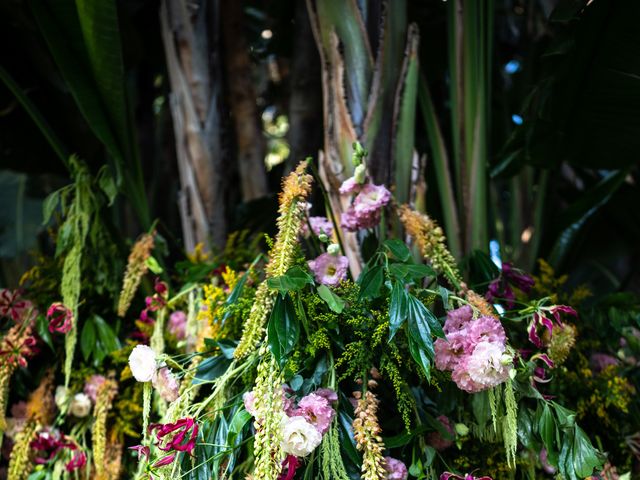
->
(47, 303), (73, 334)
(129, 444), (150, 460)
(486, 262), (534, 309)
(278, 455), (301, 480)
(31, 430), (64, 464)
(0, 289), (32, 323)
(154, 279), (168, 297)
(152, 453), (176, 468)
(440, 473), (493, 480)
(149, 418), (198, 455)
(65, 450), (86, 472)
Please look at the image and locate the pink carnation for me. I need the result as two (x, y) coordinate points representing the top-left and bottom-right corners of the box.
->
(293, 393), (336, 434)
(466, 316), (507, 347)
(383, 457), (408, 480)
(83, 375), (107, 403)
(152, 367), (179, 403)
(168, 311), (187, 340)
(458, 342), (510, 393)
(443, 305), (473, 334)
(308, 253), (349, 287)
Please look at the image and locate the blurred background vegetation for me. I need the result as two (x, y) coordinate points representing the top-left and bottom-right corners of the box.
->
(1, 0), (639, 297)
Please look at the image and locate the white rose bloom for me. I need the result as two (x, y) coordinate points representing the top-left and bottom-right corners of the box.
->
(128, 345), (158, 382)
(69, 393), (92, 418)
(280, 416), (322, 457)
(55, 386), (69, 410)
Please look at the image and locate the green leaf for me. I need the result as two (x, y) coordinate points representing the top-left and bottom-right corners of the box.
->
(227, 408), (252, 446)
(267, 294), (300, 366)
(35, 314), (54, 352)
(194, 355), (232, 384)
(97, 167), (117, 204)
(472, 391), (491, 429)
(408, 294), (444, 341)
(407, 334), (431, 380)
(145, 256), (163, 274)
(317, 284), (345, 313)
(383, 239), (411, 262)
(383, 425), (429, 448)
(267, 266), (313, 293)
(42, 189), (60, 225)
(80, 318), (96, 362)
(539, 403), (557, 457)
(357, 265), (384, 300)
(388, 281), (408, 342)
(388, 263), (435, 281)
(92, 314), (120, 359)
(439, 285), (451, 310)
(572, 426), (602, 477)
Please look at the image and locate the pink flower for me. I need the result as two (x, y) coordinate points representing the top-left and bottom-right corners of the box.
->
(292, 393), (336, 434)
(314, 388), (338, 403)
(384, 456), (408, 480)
(47, 302), (73, 334)
(427, 415), (455, 451)
(149, 417), (198, 455)
(168, 311), (187, 340)
(435, 306), (510, 393)
(340, 184), (391, 232)
(152, 367), (180, 403)
(303, 217), (334, 238)
(528, 305), (577, 348)
(460, 342), (510, 393)
(308, 253), (348, 287)
(243, 391), (257, 415)
(83, 375), (106, 403)
(0, 289), (33, 323)
(339, 177), (361, 195)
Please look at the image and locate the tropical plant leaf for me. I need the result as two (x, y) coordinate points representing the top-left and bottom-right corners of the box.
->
(388, 281), (408, 341)
(267, 294), (300, 366)
(317, 284), (345, 313)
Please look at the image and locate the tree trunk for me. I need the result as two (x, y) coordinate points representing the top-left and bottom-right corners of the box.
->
(221, 0), (269, 201)
(160, 0), (228, 250)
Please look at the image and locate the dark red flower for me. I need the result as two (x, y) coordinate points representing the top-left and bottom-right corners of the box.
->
(149, 418), (198, 455)
(47, 302), (73, 334)
(278, 455), (301, 480)
(0, 328), (37, 368)
(129, 444), (151, 460)
(152, 453), (176, 468)
(154, 279), (168, 296)
(65, 450), (86, 472)
(0, 289), (33, 323)
(486, 262), (534, 309)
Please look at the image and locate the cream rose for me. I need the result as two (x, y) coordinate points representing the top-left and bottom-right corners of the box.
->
(280, 416), (322, 457)
(69, 393), (92, 418)
(128, 345), (158, 382)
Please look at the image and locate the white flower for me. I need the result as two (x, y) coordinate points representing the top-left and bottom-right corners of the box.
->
(280, 416), (322, 457)
(466, 341), (511, 389)
(55, 386), (69, 410)
(128, 345), (158, 382)
(69, 393), (92, 418)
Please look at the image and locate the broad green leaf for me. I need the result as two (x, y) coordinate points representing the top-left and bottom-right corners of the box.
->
(572, 426), (602, 477)
(383, 425), (429, 448)
(408, 294), (444, 340)
(97, 167), (117, 205)
(383, 239), (411, 262)
(407, 334), (430, 380)
(439, 285), (451, 310)
(472, 391), (491, 429)
(357, 265), (384, 300)
(388, 281), (408, 341)
(388, 263), (435, 281)
(539, 403), (557, 457)
(267, 266), (313, 293)
(267, 294), (300, 366)
(80, 318), (96, 362)
(92, 314), (120, 359)
(35, 314), (54, 352)
(42, 189), (60, 225)
(194, 355), (232, 384)
(317, 284), (345, 313)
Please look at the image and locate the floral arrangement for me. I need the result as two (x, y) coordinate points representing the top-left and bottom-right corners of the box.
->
(0, 149), (637, 480)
